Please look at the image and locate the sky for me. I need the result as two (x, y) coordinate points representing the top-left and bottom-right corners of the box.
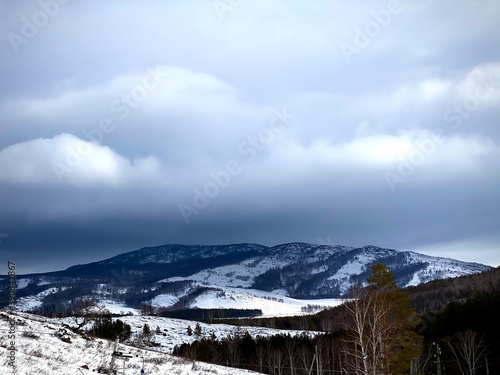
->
(0, 0), (500, 274)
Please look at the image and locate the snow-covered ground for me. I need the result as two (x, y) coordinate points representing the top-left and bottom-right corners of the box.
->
(187, 287), (344, 317)
(162, 258), (285, 289)
(99, 300), (140, 316)
(57, 311), (319, 354)
(11, 277), (55, 290)
(0, 310), (264, 375)
(9, 282), (335, 333)
(405, 252), (488, 286)
(157, 244), (336, 289)
(148, 285), (344, 317)
(14, 282), (344, 319)
(16, 287), (69, 311)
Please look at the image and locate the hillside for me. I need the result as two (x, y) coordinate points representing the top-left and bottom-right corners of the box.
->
(0, 242), (491, 316)
(237, 265), (500, 333)
(0, 309), (265, 374)
(407, 264), (500, 314)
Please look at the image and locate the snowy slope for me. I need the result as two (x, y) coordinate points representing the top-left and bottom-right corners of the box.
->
(91, 315), (316, 354)
(404, 252), (489, 286)
(151, 286), (344, 317)
(0, 309), (265, 374)
(52, 310), (316, 354)
(16, 287), (69, 311)
(156, 243), (491, 297)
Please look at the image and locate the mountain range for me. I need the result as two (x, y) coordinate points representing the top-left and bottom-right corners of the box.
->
(0, 242), (491, 314)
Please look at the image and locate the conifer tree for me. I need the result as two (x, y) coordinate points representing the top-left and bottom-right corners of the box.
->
(346, 263), (422, 374)
(143, 323), (151, 336)
(194, 322), (202, 336)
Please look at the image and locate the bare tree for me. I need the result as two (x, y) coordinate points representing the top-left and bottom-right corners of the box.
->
(299, 315), (309, 330)
(140, 304), (155, 316)
(207, 309), (215, 324)
(411, 343), (434, 375)
(285, 338), (296, 375)
(226, 336), (241, 368)
(444, 330), (489, 375)
(269, 347), (286, 375)
(344, 265), (422, 375)
(298, 344), (314, 375)
(72, 298), (109, 331)
(320, 316), (334, 333)
(254, 342), (267, 374)
(343, 285), (372, 374)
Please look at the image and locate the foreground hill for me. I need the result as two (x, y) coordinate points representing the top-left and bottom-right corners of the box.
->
(0, 242), (490, 314)
(0, 310), (264, 374)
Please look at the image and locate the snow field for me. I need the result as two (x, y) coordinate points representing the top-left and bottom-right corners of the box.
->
(0, 310), (264, 375)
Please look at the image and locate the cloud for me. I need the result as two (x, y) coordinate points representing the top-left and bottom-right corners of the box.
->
(455, 63), (500, 105)
(0, 134), (166, 187)
(1, 0), (500, 272)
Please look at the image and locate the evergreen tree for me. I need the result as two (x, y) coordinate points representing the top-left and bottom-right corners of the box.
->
(143, 323), (151, 337)
(87, 317), (131, 341)
(194, 322), (202, 337)
(346, 263), (422, 374)
(368, 263), (422, 374)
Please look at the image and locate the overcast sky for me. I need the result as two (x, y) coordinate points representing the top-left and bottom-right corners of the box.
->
(1, 0), (500, 274)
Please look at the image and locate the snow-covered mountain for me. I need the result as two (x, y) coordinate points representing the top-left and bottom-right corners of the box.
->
(158, 243), (490, 297)
(0, 242), (491, 315)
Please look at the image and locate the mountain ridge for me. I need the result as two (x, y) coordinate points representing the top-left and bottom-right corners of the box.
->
(0, 242), (492, 314)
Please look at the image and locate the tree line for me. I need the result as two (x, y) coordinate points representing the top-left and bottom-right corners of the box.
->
(174, 264), (499, 374)
(175, 264), (422, 374)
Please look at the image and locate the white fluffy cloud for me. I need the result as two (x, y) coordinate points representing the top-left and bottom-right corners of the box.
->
(0, 134), (166, 187)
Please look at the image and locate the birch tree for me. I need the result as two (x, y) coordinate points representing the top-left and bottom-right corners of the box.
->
(444, 330), (489, 375)
(345, 263), (423, 374)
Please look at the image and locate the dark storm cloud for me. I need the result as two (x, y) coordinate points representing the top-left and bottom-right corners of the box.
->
(1, 0), (500, 273)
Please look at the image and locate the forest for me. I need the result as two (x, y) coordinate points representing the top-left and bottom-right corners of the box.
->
(174, 264), (500, 375)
